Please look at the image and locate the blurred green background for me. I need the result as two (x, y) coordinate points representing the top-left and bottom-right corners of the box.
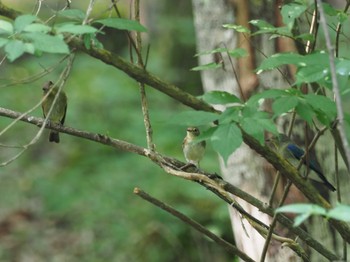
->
(0, 1), (233, 261)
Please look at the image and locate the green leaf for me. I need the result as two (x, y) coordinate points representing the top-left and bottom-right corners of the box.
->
(296, 33), (314, 42)
(228, 48), (248, 58)
(327, 204), (350, 222)
(257, 53), (303, 72)
(218, 107), (241, 124)
(295, 102), (314, 124)
(322, 3), (339, 16)
(276, 203), (327, 215)
(336, 59), (350, 76)
(250, 19), (276, 31)
(14, 14), (36, 33)
(169, 111), (218, 126)
(195, 47), (247, 58)
(211, 123), (242, 163)
(281, 3), (307, 30)
(293, 213), (311, 227)
(58, 9), (86, 21)
(23, 32), (69, 54)
(195, 126), (218, 143)
(191, 62), (222, 71)
(83, 33), (92, 49)
(296, 65), (329, 85)
(303, 94), (336, 122)
(272, 96), (299, 116)
(5, 40), (26, 61)
(56, 24), (98, 34)
(247, 89), (288, 106)
(24, 42), (35, 54)
(222, 24), (251, 33)
(23, 23), (51, 33)
(0, 38), (9, 48)
(201, 91), (241, 105)
(0, 20), (14, 35)
(241, 118), (265, 144)
(94, 18), (147, 32)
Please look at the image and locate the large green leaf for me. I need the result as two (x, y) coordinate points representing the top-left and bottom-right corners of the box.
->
(303, 94), (336, 123)
(247, 89), (288, 106)
(201, 91), (241, 105)
(94, 18), (147, 32)
(272, 96), (299, 116)
(58, 9), (86, 21)
(257, 53), (303, 72)
(276, 203), (327, 215)
(191, 62), (222, 71)
(23, 23), (51, 33)
(328, 204), (350, 222)
(0, 20), (14, 35)
(222, 24), (251, 33)
(295, 102), (314, 124)
(14, 14), (36, 33)
(211, 123), (242, 163)
(5, 40), (26, 61)
(0, 38), (9, 48)
(23, 32), (69, 54)
(281, 2), (307, 30)
(56, 24), (98, 34)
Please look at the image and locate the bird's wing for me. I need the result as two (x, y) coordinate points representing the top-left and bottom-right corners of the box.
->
(61, 103), (67, 125)
(286, 143), (304, 160)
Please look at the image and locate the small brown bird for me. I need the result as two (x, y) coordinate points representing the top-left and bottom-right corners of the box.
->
(41, 81), (67, 143)
(182, 127), (206, 167)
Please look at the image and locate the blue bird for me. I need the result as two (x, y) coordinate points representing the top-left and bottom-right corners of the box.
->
(267, 134), (336, 192)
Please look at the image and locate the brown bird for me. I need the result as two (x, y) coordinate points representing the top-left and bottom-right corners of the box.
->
(182, 127), (206, 167)
(41, 81), (67, 143)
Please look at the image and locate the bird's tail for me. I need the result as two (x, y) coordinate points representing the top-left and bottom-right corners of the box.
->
(49, 131), (60, 143)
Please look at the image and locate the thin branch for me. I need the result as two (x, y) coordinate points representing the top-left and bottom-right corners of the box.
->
(0, 54), (70, 88)
(161, 165), (321, 261)
(316, 0), (350, 172)
(335, 2), (350, 57)
(0, 54), (75, 166)
(83, 0), (96, 25)
(134, 0), (155, 151)
(133, 187), (255, 262)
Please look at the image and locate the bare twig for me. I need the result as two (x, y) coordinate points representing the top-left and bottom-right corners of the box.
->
(0, 54), (70, 88)
(335, 2), (350, 57)
(133, 187), (254, 261)
(83, 0), (96, 25)
(0, 54), (75, 166)
(134, 0), (154, 151)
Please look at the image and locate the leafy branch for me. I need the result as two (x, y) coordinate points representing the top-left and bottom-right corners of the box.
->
(0, 106), (340, 260)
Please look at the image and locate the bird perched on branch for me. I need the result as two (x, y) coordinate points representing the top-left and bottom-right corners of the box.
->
(267, 133), (336, 192)
(182, 127), (206, 168)
(41, 81), (67, 143)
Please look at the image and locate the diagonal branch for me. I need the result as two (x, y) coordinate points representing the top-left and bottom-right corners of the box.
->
(67, 37), (216, 112)
(0, 106), (340, 260)
(134, 187), (255, 262)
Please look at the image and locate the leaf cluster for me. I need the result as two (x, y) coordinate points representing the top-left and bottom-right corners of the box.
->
(0, 10), (146, 61)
